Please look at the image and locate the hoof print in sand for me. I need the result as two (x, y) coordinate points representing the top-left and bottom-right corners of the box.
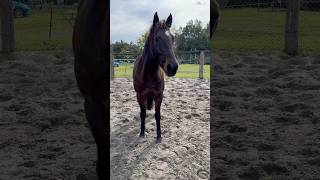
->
(197, 169), (209, 179)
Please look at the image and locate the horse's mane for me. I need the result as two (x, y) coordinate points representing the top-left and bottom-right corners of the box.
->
(143, 20), (170, 58)
(140, 20), (168, 77)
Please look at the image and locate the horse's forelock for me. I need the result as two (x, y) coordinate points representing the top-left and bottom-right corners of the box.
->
(142, 20), (171, 62)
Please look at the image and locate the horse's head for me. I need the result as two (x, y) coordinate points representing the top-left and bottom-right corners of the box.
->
(149, 12), (179, 77)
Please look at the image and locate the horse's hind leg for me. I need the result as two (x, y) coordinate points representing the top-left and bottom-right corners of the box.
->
(84, 96), (109, 180)
(137, 93), (146, 137)
(154, 94), (163, 143)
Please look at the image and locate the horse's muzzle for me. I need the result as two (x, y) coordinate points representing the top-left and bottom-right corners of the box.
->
(167, 64), (178, 77)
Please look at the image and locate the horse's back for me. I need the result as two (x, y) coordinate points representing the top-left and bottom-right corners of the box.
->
(73, 0), (108, 97)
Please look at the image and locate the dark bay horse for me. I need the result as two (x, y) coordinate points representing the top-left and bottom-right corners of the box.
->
(73, 0), (108, 179)
(210, 0), (220, 38)
(133, 12), (178, 143)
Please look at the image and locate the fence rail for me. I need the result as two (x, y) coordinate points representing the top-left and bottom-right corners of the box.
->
(0, 2), (319, 53)
(110, 50), (210, 79)
(213, 0), (320, 53)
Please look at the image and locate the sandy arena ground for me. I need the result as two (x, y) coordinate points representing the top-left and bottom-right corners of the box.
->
(1, 51), (319, 180)
(0, 51), (210, 179)
(110, 78), (210, 179)
(0, 51), (99, 179)
(211, 52), (320, 179)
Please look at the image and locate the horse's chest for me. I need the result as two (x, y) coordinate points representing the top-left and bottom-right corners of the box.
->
(143, 84), (163, 93)
(135, 82), (164, 97)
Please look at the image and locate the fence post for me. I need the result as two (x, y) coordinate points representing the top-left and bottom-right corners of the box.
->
(199, 51), (204, 79)
(285, 0), (300, 55)
(110, 53), (114, 79)
(272, 0), (274, 11)
(0, 0), (15, 53)
(49, 2), (53, 40)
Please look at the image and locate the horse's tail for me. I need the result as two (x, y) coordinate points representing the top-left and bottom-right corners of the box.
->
(147, 97), (153, 110)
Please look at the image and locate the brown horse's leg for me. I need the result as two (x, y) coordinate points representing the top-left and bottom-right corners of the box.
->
(84, 96), (109, 180)
(137, 93), (146, 137)
(154, 94), (163, 143)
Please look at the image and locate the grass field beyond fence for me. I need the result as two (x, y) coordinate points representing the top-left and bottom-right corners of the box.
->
(14, 6), (76, 50)
(4, 6), (318, 53)
(114, 64), (210, 79)
(211, 8), (320, 52)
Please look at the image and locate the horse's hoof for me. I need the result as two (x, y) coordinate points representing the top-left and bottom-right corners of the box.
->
(156, 137), (162, 144)
(139, 133), (145, 138)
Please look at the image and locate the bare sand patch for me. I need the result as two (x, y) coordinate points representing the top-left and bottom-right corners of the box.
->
(111, 78), (210, 179)
(211, 52), (320, 179)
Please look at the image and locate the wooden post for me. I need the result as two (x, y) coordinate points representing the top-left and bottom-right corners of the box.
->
(194, 48), (197, 64)
(285, 0), (300, 55)
(199, 51), (204, 79)
(110, 51), (114, 79)
(124, 59), (127, 75)
(272, 0), (275, 11)
(49, 3), (53, 40)
(0, 0), (15, 52)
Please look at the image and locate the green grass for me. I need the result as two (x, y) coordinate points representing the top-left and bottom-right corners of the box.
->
(4, 6), (319, 52)
(14, 6), (76, 50)
(212, 8), (320, 52)
(114, 64), (210, 79)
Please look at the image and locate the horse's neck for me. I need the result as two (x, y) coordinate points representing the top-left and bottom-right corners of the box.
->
(141, 55), (160, 82)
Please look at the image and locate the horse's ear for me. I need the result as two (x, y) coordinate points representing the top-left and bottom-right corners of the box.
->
(153, 12), (159, 25)
(166, 13), (172, 28)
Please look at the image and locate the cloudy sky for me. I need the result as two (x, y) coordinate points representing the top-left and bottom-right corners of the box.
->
(110, 0), (210, 43)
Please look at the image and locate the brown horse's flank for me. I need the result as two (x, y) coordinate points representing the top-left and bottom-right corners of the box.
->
(133, 12), (178, 143)
(73, 0), (108, 179)
(210, 0), (220, 38)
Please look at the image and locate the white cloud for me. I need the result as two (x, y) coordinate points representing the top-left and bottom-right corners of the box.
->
(110, 0), (209, 43)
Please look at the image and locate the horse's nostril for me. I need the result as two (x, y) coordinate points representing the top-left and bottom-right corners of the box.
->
(167, 64), (178, 76)
(173, 65), (178, 73)
(167, 64), (173, 72)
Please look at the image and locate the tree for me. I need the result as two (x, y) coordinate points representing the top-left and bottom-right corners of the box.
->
(111, 40), (140, 59)
(0, 0), (15, 52)
(111, 19), (209, 57)
(175, 20), (209, 51)
(136, 31), (148, 53)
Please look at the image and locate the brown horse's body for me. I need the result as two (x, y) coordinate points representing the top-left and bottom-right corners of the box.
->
(133, 55), (165, 99)
(133, 55), (165, 142)
(73, 0), (108, 179)
(133, 13), (178, 143)
(210, 0), (220, 38)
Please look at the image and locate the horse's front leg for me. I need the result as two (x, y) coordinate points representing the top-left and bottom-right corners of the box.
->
(84, 96), (109, 180)
(154, 93), (163, 143)
(137, 93), (146, 137)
